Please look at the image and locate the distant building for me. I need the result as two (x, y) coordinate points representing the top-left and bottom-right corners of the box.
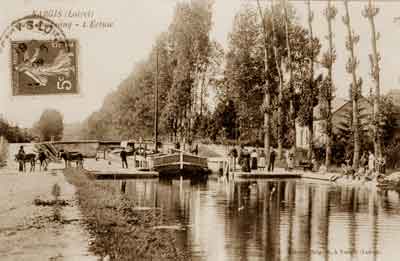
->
(296, 90), (400, 149)
(296, 97), (348, 149)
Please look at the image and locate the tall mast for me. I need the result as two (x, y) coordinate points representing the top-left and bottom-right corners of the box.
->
(154, 46), (159, 152)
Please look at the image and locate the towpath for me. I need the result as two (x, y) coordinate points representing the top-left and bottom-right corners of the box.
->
(0, 143), (97, 261)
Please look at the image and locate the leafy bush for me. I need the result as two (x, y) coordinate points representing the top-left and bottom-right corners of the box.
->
(384, 137), (400, 169)
(239, 138), (264, 147)
(0, 137), (8, 166)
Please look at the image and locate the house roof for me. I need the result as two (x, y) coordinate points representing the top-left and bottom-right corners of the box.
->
(312, 91), (400, 122)
(387, 88), (400, 97)
(387, 89), (400, 108)
(314, 97), (348, 120)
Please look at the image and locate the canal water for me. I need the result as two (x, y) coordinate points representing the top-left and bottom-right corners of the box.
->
(99, 178), (400, 261)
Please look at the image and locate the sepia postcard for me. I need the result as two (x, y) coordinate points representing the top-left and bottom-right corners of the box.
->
(1, 0), (400, 260)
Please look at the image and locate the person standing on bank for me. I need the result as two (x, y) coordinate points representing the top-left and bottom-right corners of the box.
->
(268, 148), (276, 172)
(229, 147), (238, 171)
(17, 146), (25, 172)
(120, 148), (128, 169)
(250, 149), (258, 172)
(368, 151), (375, 172)
(259, 149), (266, 171)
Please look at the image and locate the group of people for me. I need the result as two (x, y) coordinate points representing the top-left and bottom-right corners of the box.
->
(232, 146), (277, 173)
(341, 151), (386, 179)
(15, 146), (48, 172)
(175, 141), (199, 155)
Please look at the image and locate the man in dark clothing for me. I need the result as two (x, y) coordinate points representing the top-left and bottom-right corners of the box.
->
(17, 146), (25, 172)
(120, 148), (128, 168)
(239, 146), (250, 172)
(38, 150), (48, 171)
(268, 149), (276, 172)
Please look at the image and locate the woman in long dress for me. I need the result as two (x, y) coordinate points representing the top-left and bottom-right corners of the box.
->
(259, 149), (266, 171)
(368, 151), (375, 172)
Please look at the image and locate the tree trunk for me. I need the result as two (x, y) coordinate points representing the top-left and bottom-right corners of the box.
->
(283, 0), (296, 151)
(363, 0), (382, 159)
(324, 0), (336, 168)
(353, 98), (360, 168)
(257, 0), (271, 166)
(325, 89), (333, 167)
(307, 0), (315, 161)
(264, 93), (271, 166)
(290, 100), (296, 150)
(343, 0), (362, 169)
(271, 0), (283, 160)
(308, 121), (314, 160)
(277, 98), (283, 159)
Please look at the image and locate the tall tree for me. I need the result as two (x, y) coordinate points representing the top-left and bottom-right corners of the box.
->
(320, 0), (337, 168)
(36, 109), (64, 141)
(225, 3), (318, 151)
(270, 0), (284, 159)
(166, 0), (214, 147)
(226, 5), (265, 145)
(303, 0), (320, 160)
(362, 0), (382, 161)
(282, 0), (296, 151)
(343, 0), (362, 168)
(256, 0), (272, 162)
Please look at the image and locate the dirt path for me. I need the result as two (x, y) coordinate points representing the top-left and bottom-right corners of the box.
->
(0, 144), (97, 261)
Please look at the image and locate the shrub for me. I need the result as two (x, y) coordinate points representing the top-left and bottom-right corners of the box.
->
(384, 137), (400, 169)
(0, 137), (8, 166)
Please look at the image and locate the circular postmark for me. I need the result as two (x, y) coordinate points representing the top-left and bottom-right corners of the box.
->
(0, 14), (70, 53)
(0, 14), (78, 96)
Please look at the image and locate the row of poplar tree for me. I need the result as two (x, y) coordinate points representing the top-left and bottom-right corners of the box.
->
(80, 0), (389, 169)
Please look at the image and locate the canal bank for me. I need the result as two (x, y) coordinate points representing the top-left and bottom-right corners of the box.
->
(0, 169), (96, 261)
(64, 168), (188, 260)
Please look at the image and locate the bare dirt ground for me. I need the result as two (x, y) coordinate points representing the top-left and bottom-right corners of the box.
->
(0, 143), (97, 261)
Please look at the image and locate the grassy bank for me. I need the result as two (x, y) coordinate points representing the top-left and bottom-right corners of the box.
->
(64, 168), (188, 261)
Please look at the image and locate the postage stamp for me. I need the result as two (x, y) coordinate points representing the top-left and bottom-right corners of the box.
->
(0, 14), (78, 96)
(11, 40), (77, 95)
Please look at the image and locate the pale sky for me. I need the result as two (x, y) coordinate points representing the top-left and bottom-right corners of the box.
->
(0, 0), (400, 127)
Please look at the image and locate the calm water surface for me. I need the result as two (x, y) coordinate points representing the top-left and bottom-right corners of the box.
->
(100, 178), (400, 261)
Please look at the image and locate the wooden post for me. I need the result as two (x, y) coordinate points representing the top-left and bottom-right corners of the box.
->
(180, 151), (183, 170)
(121, 181), (126, 194)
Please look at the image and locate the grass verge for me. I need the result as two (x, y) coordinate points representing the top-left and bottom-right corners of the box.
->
(64, 168), (188, 261)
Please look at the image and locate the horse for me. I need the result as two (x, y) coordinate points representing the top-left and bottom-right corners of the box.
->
(15, 153), (36, 172)
(59, 150), (84, 168)
(38, 151), (48, 171)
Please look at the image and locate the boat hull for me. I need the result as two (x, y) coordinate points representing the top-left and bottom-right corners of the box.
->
(152, 152), (209, 178)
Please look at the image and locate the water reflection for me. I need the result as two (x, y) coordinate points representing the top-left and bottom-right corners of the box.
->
(100, 178), (400, 261)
